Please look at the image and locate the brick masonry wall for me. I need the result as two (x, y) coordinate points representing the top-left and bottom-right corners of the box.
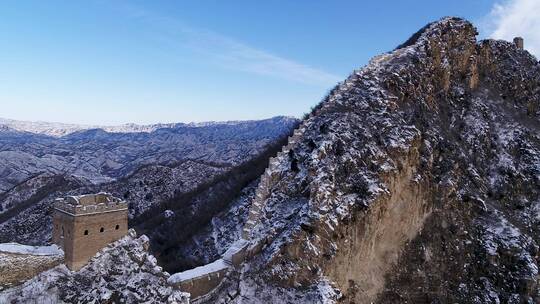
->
(0, 252), (63, 290)
(52, 212), (75, 267)
(53, 209), (128, 270)
(175, 268), (229, 299)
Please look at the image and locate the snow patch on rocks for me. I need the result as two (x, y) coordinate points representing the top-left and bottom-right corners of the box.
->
(0, 229), (190, 303)
(0, 243), (63, 256)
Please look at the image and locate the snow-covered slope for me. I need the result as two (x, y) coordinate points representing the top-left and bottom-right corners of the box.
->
(0, 230), (189, 303)
(173, 180), (257, 268)
(0, 174), (88, 245)
(0, 243), (62, 256)
(100, 160), (228, 218)
(203, 17), (540, 303)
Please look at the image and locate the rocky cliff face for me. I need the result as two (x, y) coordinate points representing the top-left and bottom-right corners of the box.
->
(208, 18), (539, 303)
(0, 230), (189, 304)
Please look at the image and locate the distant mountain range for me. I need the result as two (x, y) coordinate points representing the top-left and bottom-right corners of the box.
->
(0, 116), (298, 192)
(0, 117), (296, 137)
(0, 115), (298, 245)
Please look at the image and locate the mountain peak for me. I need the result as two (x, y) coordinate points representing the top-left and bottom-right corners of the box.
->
(202, 17), (540, 303)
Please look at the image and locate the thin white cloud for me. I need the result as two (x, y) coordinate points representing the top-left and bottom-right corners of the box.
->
(485, 0), (540, 57)
(109, 2), (341, 87)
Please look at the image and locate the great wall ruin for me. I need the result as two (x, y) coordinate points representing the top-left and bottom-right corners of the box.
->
(242, 126), (306, 238)
(165, 76), (365, 301)
(166, 122), (309, 301)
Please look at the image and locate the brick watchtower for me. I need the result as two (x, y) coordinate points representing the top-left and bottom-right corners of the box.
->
(514, 37), (524, 50)
(52, 192), (128, 271)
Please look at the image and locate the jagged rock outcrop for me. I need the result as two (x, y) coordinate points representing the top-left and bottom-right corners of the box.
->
(207, 17), (540, 303)
(0, 230), (189, 304)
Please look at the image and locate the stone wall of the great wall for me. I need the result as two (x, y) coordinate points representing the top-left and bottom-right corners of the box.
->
(168, 120), (312, 299)
(242, 126), (306, 239)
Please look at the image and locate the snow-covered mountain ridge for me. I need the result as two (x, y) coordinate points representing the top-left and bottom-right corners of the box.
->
(0, 116), (298, 192)
(0, 116), (297, 137)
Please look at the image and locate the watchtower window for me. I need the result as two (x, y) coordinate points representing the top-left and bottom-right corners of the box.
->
(61, 227), (65, 237)
(84, 230), (89, 235)
(115, 225), (120, 230)
(100, 227), (104, 233)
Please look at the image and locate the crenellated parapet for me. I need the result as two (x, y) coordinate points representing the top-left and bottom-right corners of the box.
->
(54, 192), (127, 216)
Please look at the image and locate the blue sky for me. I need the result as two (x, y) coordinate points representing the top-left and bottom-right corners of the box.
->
(0, 0), (535, 125)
